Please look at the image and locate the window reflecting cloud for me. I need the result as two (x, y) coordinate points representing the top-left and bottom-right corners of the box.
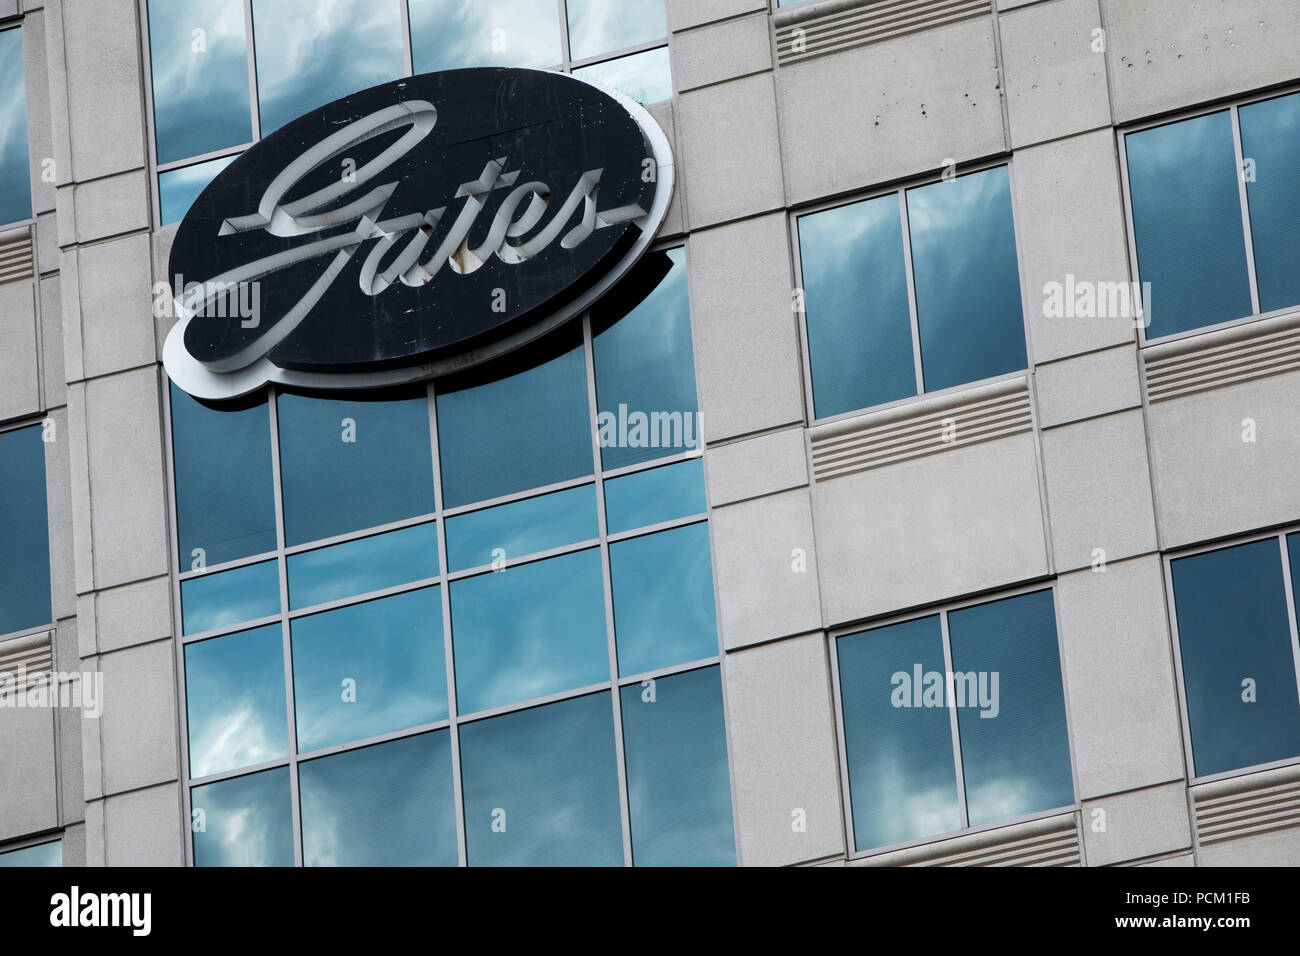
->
(409, 0), (561, 72)
(566, 0), (666, 61)
(0, 425), (52, 636)
(1241, 92), (1300, 314)
(159, 153), (236, 224)
(181, 559), (279, 634)
(573, 45), (671, 105)
(192, 767), (294, 866)
(287, 522), (439, 609)
(0, 28), (31, 226)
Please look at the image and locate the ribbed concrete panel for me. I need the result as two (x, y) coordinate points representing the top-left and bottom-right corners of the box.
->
(774, 0), (992, 67)
(1194, 764), (1300, 848)
(855, 813), (1081, 866)
(1145, 310), (1300, 403)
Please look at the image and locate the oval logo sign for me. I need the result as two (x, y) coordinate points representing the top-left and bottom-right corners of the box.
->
(163, 67), (674, 400)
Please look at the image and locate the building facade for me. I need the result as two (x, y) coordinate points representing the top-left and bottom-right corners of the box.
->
(1, 0), (1300, 867)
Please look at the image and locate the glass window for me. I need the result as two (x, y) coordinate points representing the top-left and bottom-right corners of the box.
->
(797, 193), (914, 418)
(593, 249), (700, 470)
(181, 559), (279, 635)
(170, 383), (276, 568)
(148, 0), (252, 164)
(836, 589), (1073, 853)
(290, 587), (448, 753)
(408, 0), (561, 72)
(0, 424), (51, 637)
(0, 27), (31, 226)
(1170, 539), (1300, 778)
(299, 731), (457, 866)
(159, 154), (235, 225)
(609, 522), (717, 677)
(796, 166), (1026, 420)
(620, 666), (735, 866)
(445, 484), (598, 572)
(907, 166), (1026, 393)
(450, 549), (608, 714)
(191, 767), (294, 866)
(251, 0), (406, 135)
(1240, 92), (1300, 314)
(0, 840), (61, 867)
(184, 624), (288, 778)
(277, 388), (435, 547)
(566, 0), (666, 61)
(287, 522), (438, 610)
(459, 692), (623, 866)
(437, 328), (592, 509)
(604, 457), (706, 535)
(1125, 110), (1253, 338)
(572, 46), (672, 106)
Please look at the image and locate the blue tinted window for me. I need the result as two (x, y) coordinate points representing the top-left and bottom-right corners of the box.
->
(184, 624), (288, 778)
(459, 692), (623, 866)
(0, 840), (60, 867)
(159, 155), (235, 224)
(0, 425), (51, 636)
(192, 767), (294, 866)
(437, 329), (592, 508)
(0, 28), (31, 226)
(291, 587), (448, 753)
(409, 0), (561, 72)
(251, 0), (405, 135)
(299, 731), (457, 866)
(287, 522), (438, 610)
(1126, 111), (1253, 338)
(907, 166), (1026, 392)
(798, 194), (914, 417)
(277, 389), (435, 547)
(1240, 92), (1300, 314)
(566, 0), (666, 61)
(1172, 540), (1300, 777)
(838, 616), (961, 851)
(446, 484), (597, 572)
(593, 249), (699, 470)
(148, 0), (252, 164)
(947, 590), (1073, 826)
(572, 47), (672, 106)
(610, 522), (717, 676)
(451, 549), (608, 714)
(181, 560), (279, 634)
(604, 457), (706, 535)
(620, 666), (734, 866)
(170, 383), (276, 567)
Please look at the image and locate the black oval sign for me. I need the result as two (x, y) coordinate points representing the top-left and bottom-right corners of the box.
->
(163, 67), (672, 399)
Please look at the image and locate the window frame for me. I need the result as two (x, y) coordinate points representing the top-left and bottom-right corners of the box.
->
(1163, 525), (1300, 787)
(789, 156), (1034, 428)
(828, 580), (1081, 861)
(1119, 82), (1300, 349)
(137, 0), (677, 229)
(161, 240), (742, 866)
(0, 417), (56, 644)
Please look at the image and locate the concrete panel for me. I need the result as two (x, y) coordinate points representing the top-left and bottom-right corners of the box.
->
(677, 72), (784, 227)
(1139, 853), (1195, 866)
(673, 12), (772, 92)
(1102, 0), (1300, 124)
(1147, 372), (1300, 549)
(1040, 409), (1158, 572)
(102, 781), (183, 866)
(61, 823), (86, 866)
(44, 406), (75, 621)
(647, 101), (686, 238)
(711, 488), (822, 648)
(1013, 130), (1137, 363)
(724, 633), (845, 866)
(72, 169), (150, 244)
(1082, 781), (1192, 866)
(151, 222), (179, 358)
(53, 617), (85, 826)
(61, 0), (147, 182)
(777, 17), (1004, 205)
(35, 211), (57, 274)
(22, 8), (54, 216)
(1034, 345), (1141, 428)
(78, 654), (101, 801)
(38, 276), (63, 409)
(1055, 556), (1185, 799)
(57, 248), (83, 383)
(65, 383), (93, 595)
(0, 699), (58, 841)
(706, 426), (808, 507)
(1199, 826), (1300, 866)
(812, 432), (1049, 625)
(0, 278), (41, 422)
(97, 639), (178, 795)
(688, 213), (804, 442)
(84, 367), (169, 588)
(669, 0), (768, 33)
(999, 0), (1110, 147)
(94, 575), (172, 654)
(76, 234), (156, 379)
(82, 798), (104, 865)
